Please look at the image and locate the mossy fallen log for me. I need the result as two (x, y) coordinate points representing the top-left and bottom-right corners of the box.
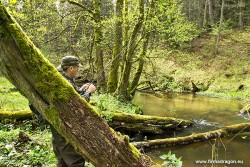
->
(107, 112), (192, 134)
(0, 109), (33, 121)
(0, 110), (192, 134)
(132, 123), (250, 150)
(238, 103), (250, 115)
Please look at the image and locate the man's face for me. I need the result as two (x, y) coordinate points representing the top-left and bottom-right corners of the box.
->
(67, 65), (79, 78)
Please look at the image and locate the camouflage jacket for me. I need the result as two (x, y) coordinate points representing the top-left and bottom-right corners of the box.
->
(61, 72), (91, 102)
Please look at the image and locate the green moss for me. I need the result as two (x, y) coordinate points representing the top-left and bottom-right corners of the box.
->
(87, 102), (101, 117)
(43, 107), (61, 130)
(0, 109), (33, 120)
(5, 20), (76, 101)
(128, 142), (141, 158)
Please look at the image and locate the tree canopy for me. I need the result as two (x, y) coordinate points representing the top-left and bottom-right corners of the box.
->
(2, 0), (249, 99)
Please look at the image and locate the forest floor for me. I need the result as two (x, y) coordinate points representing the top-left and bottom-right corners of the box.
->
(142, 27), (250, 100)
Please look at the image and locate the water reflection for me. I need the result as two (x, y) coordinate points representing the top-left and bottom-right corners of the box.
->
(132, 92), (250, 167)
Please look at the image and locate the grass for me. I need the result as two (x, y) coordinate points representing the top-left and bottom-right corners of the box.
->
(141, 29), (250, 100)
(0, 77), (29, 110)
(91, 94), (142, 115)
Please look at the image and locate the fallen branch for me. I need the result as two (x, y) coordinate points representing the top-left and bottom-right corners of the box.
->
(132, 123), (250, 150)
(238, 103), (250, 115)
(0, 110), (33, 121)
(0, 110), (192, 134)
(108, 112), (192, 134)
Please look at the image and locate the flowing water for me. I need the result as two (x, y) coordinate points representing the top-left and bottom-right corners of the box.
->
(132, 92), (250, 167)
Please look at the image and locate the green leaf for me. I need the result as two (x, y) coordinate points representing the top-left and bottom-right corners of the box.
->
(160, 154), (168, 160)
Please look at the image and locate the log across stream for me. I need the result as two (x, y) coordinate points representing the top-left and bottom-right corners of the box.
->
(132, 92), (250, 167)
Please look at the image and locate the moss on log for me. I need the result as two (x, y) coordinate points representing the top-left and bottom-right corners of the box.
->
(0, 110), (192, 134)
(107, 112), (192, 134)
(238, 103), (250, 115)
(0, 109), (33, 120)
(132, 123), (250, 150)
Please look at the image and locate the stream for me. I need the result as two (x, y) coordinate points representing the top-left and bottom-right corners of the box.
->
(132, 92), (250, 167)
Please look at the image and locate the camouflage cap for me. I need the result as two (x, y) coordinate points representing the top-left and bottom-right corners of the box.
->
(61, 55), (82, 67)
(57, 55), (82, 71)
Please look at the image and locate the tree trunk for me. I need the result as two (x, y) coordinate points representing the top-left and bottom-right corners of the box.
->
(0, 4), (159, 167)
(203, 0), (208, 27)
(116, 0), (145, 100)
(0, 110), (192, 134)
(129, 58), (145, 96)
(238, 0), (244, 29)
(120, 0), (129, 76)
(129, 0), (155, 96)
(188, 0), (191, 21)
(215, 0), (224, 54)
(123, 0), (129, 47)
(107, 0), (123, 93)
(93, 0), (106, 88)
(197, 0), (203, 27)
(208, 0), (214, 26)
(132, 123), (250, 150)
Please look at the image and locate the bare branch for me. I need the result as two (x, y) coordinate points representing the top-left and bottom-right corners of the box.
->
(66, 0), (94, 16)
(43, 26), (74, 44)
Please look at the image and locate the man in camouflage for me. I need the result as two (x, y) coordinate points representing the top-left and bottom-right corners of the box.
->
(30, 55), (96, 167)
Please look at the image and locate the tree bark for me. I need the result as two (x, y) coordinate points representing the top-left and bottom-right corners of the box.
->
(132, 123), (250, 150)
(129, 0), (155, 96)
(208, 0), (214, 26)
(107, 0), (123, 93)
(93, 0), (106, 88)
(0, 4), (159, 167)
(123, 0), (129, 47)
(238, 0), (244, 29)
(120, 0), (129, 76)
(203, 0), (208, 27)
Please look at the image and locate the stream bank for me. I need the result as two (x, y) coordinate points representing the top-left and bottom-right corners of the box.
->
(132, 91), (250, 167)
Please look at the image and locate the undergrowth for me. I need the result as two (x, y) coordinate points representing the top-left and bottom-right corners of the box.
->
(0, 121), (56, 167)
(0, 121), (95, 167)
(91, 94), (142, 115)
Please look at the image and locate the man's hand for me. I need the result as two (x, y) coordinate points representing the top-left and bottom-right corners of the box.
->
(81, 83), (96, 93)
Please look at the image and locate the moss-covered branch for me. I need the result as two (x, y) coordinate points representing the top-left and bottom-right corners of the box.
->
(108, 112), (192, 134)
(0, 110), (33, 121)
(132, 123), (250, 150)
(0, 110), (192, 134)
